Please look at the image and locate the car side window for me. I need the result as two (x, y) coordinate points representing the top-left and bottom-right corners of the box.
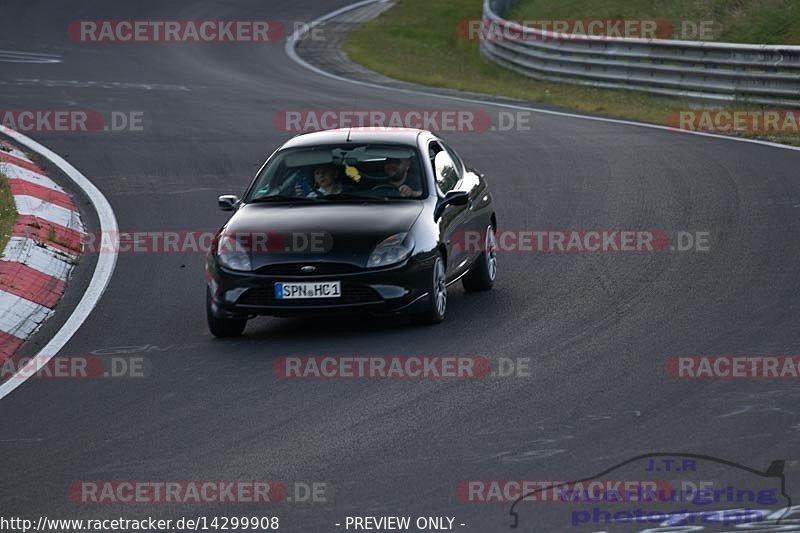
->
(442, 143), (464, 177)
(429, 141), (459, 194)
(442, 141), (479, 193)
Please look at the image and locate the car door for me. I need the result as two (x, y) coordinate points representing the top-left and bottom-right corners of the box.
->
(429, 140), (470, 278)
(441, 141), (489, 262)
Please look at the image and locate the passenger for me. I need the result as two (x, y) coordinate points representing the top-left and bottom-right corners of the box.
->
(296, 164), (343, 197)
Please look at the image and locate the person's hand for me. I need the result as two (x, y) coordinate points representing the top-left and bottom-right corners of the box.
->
(398, 185), (419, 197)
(294, 184), (305, 197)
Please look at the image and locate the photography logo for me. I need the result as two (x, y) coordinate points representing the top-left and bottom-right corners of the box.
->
(507, 453), (792, 531)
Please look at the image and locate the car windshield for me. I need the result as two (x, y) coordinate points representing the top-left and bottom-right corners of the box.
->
(247, 143), (427, 203)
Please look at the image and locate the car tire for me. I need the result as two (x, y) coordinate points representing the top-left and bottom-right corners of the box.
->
(206, 289), (247, 337)
(462, 225), (497, 292)
(412, 253), (447, 325)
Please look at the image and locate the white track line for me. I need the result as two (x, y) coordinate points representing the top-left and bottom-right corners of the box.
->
(285, 0), (800, 154)
(0, 126), (119, 400)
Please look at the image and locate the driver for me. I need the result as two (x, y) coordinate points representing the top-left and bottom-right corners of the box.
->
(385, 157), (422, 198)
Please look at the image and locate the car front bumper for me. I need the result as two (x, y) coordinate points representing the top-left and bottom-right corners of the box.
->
(206, 255), (434, 318)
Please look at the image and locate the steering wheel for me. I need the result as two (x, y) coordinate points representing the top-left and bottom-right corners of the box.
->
(371, 184), (399, 193)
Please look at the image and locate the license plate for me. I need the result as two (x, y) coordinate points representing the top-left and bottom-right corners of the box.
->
(275, 281), (341, 299)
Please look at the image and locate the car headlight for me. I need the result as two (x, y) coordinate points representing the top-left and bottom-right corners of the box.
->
(367, 233), (415, 268)
(216, 233), (252, 271)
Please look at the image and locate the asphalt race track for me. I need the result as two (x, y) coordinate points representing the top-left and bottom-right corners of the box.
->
(2, 1), (800, 531)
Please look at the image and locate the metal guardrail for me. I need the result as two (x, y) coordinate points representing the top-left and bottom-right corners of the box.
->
(481, 0), (800, 106)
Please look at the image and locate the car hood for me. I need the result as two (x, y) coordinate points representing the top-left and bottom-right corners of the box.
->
(222, 201), (424, 269)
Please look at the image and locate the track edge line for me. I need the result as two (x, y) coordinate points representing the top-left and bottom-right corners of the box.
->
(0, 126), (119, 400)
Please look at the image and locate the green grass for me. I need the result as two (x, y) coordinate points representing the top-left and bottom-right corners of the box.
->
(507, 0), (800, 44)
(342, 0), (800, 143)
(0, 172), (17, 255)
(344, 0), (682, 125)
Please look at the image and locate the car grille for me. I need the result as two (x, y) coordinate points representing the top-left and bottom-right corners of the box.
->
(237, 285), (383, 307)
(254, 262), (362, 276)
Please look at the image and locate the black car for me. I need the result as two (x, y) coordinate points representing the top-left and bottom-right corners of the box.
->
(205, 128), (498, 337)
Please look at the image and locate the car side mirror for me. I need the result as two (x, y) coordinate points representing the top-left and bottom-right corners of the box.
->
(218, 195), (240, 211)
(434, 190), (469, 220)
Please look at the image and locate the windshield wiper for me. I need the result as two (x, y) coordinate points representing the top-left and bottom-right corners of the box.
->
(248, 195), (316, 204)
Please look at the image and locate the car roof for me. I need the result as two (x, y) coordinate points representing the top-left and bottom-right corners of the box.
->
(281, 128), (432, 150)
